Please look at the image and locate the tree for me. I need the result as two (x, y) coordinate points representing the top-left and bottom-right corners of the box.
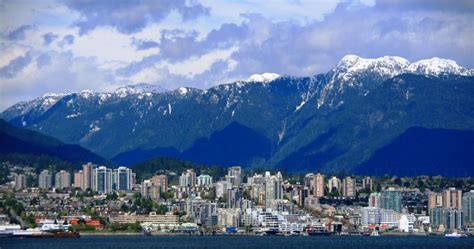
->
(393, 178), (402, 186)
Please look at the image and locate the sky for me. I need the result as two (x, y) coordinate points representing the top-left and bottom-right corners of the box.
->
(0, 0), (473, 111)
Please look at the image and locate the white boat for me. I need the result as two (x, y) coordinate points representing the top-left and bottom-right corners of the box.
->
(370, 230), (380, 236)
(445, 232), (468, 238)
(12, 228), (44, 237)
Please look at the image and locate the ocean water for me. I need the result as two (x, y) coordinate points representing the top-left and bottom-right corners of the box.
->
(1, 235), (473, 249)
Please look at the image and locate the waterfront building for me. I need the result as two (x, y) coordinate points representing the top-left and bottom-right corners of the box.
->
(110, 213), (180, 230)
(54, 170), (71, 189)
(443, 187), (462, 209)
(342, 176), (355, 197)
(463, 190), (474, 225)
(399, 214), (416, 232)
(197, 174), (213, 187)
(361, 207), (397, 227)
(327, 176), (341, 194)
(362, 207), (380, 226)
(313, 172), (325, 197)
(429, 206), (444, 228)
(38, 170), (52, 189)
(93, 166), (112, 194)
(381, 188), (402, 213)
(218, 208), (241, 227)
(179, 169), (196, 187)
(444, 208), (464, 231)
(73, 170), (83, 189)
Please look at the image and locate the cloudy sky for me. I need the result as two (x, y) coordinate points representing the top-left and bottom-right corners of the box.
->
(0, 0), (473, 110)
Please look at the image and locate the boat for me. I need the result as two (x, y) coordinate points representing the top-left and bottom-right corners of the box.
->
(51, 231), (80, 238)
(445, 232), (468, 238)
(143, 227), (152, 236)
(370, 230), (380, 236)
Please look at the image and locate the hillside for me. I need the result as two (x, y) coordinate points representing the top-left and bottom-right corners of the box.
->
(0, 119), (109, 169)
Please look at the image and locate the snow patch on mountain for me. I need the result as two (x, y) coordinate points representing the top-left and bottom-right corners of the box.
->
(115, 83), (168, 97)
(246, 73), (280, 83)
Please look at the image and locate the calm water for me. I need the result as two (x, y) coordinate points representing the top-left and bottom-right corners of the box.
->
(1, 235), (473, 249)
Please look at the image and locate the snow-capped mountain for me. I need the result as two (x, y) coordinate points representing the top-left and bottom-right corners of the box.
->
(406, 57), (474, 76)
(317, 55), (473, 108)
(1, 55), (473, 175)
(333, 55), (473, 80)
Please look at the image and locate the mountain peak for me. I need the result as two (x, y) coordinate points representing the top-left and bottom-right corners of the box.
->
(114, 83), (168, 97)
(334, 55), (472, 79)
(406, 57), (472, 76)
(334, 55), (410, 80)
(246, 73), (280, 83)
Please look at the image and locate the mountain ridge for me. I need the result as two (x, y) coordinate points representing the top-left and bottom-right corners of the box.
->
(2, 55), (473, 175)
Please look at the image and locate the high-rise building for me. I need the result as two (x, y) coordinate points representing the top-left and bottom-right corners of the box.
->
(265, 171), (283, 208)
(443, 188), (462, 209)
(55, 170), (71, 189)
(362, 177), (373, 192)
(227, 187), (243, 209)
(38, 170), (52, 189)
(362, 207), (381, 226)
(197, 174), (213, 187)
(113, 166), (133, 191)
(444, 208), (464, 231)
(179, 169), (196, 187)
(428, 192), (443, 209)
(313, 173), (325, 197)
(327, 176), (341, 193)
(303, 173), (314, 191)
(463, 190), (474, 225)
(73, 170), (83, 189)
(150, 174), (168, 192)
(342, 176), (355, 197)
(93, 166), (112, 194)
(227, 166), (242, 186)
(381, 188), (402, 213)
(216, 181), (232, 198)
(141, 179), (162, 200)
(14, 173), (26, 190)
(82, 162), (95, 190)
(429, 206), (444, 228)
(368, 192), (381, 208)
(247, 173), (265, 185)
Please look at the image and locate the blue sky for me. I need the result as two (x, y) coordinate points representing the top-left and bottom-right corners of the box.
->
(0, 0), (473, 110)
